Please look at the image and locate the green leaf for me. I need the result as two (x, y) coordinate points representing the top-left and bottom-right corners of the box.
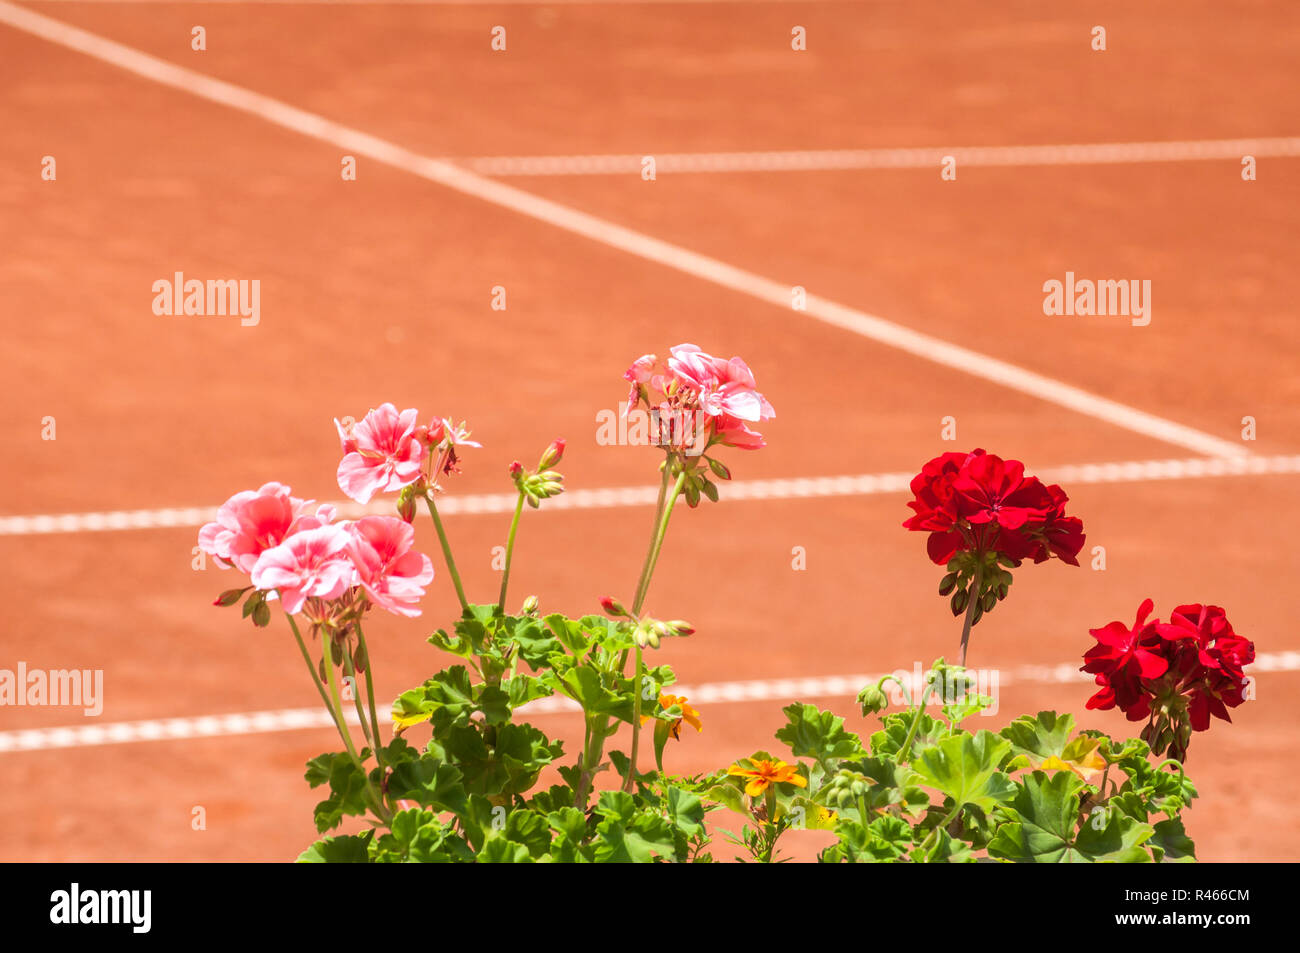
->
(663, 786), (706, 840)
(427, 627), (473, 659)
(911, 731), (1017, 814)
(445, 722), (561, 796)
(478, 838), (533, 863)
(513, 618), (568, 669)
(850, 757), (930, 815)
(381, 808), (458, 863)
(775, 703), (865, 765)
(303, 752), (370, 832)
(503, 809), (553, 858)
(988, 771), (1154, 863)
(476, 685), (513, 726)
(560, 666), (626, 718)
(591, 792), (679, 863)
(703, 782), (748, 816)
(819, 815), (913, 863)
(391, 666), (481, 731)
(385, 757), (469, 816)
(1150, 817), (1197, 863)
(913, 827), (975, 863)
(296, 832), (372, 863)
(869, 712), (950, 760)
(543, 614), (591, 655)
(504, 674), (553, 710)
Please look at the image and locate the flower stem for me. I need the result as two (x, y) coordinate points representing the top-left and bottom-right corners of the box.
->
(630, 462), (672, 615)
(424, 492), (469, 613)
(497, 491), (526, 614)
(918, 801), (963, 859)
(623, 467), (689, 791)
(340, 643), (375, 752)
(354, 620), (382, 760)
(632, 466), (689, 616)
(958, 565), (983, 667)
(897, 677), (938, 764)
(321, 631), (389, 821)
(623, 643), (645, 793)
(287, 614), (350, 748)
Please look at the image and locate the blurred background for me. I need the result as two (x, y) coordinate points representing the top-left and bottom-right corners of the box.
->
(1, 0), (1297, 860)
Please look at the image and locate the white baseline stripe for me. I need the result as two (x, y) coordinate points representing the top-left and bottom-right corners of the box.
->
(0, 2), (1248, 460)
(463, 138), (1300, 176)
(1, 653), (1292, 752)
(1, 454), (1295, 537)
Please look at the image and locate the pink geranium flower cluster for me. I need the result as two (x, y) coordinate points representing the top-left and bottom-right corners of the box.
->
(200, 404), (479, 622)
(625, 344), (775, 451)
(335, 402), (481, 505)
(199, 484), (433, 617)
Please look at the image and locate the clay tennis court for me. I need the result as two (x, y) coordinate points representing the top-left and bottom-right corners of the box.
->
(1, 0), (1297, 861)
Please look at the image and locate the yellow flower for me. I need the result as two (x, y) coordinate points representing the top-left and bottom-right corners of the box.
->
(641, 694), (703, 740)
(727, 758), (807, 798)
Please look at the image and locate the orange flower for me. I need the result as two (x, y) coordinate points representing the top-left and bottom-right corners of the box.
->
(727, 758), (807, 798)
(641, 694), (703, 740)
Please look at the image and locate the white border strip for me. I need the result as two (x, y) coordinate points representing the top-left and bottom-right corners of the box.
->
(1, 455), (1296, 537)
(2, 652), (1294, 752)
(25, 0), (845, 5)
(0, 2), (1248, 460)
(463, 138), (1300, 176)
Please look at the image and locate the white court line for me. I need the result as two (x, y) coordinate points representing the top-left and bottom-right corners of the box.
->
(2, 652), (1293, 753)
(461, 138), (1300, 176)
(1, 454), (1296, 537)
(0, 3), (1250, 461)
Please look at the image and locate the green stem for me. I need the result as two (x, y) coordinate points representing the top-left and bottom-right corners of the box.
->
(287, 615), (350, 749)
(630, 463), (672, 614)
(354, 621), (382, 761)
(762, 787), (779, 863)
(632, 465), (688, 615)
(321, 633), (389, 821)
(623, 468), (689, 791)
(574, 716), (604, 808)
(340, 641), (375, 752)
(424, 492), (469, 613)
(497, 491), (526, 614)
(897, 678), (939, 764)
(624, 644), (645, 793)
(958, 565), (982, 667)
(918, 801), (963, 859)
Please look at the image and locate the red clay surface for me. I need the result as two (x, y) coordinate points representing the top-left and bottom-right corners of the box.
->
(1, 0), (1297, 861)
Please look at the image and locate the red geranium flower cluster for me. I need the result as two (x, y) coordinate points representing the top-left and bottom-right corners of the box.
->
(903, 448), (1085, 566)
(1082, 599), (1255, 761)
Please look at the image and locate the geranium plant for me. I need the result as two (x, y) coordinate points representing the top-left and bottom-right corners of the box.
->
(198, 348), (1253, 862)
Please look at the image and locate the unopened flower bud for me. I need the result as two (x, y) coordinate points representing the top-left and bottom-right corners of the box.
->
(396, 488), (417, 524)
(425, 418), (447, 447)
(538, 438), (566, 470)
(858, 682), (889, 716)
(667, 620), (695, 636)
(521, 595), (539, 616)
(214, 587), (247, 608)
(508, 461), (524, 478)
(599, 596), (628, 617)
